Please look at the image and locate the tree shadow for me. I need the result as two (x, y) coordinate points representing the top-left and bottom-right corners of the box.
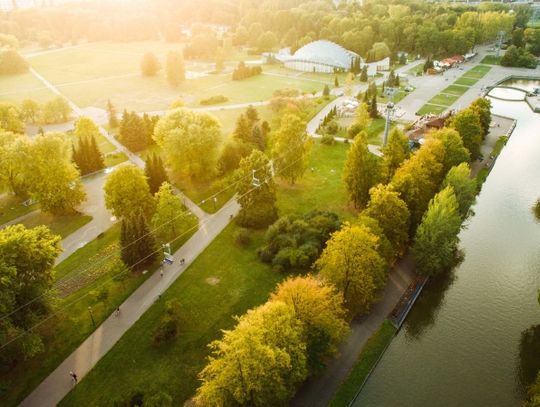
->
(517, 324), (540, 397)
(402, 252), (463, 340)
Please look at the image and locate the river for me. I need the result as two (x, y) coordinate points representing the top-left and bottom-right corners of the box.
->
(353, 87), (540, 406)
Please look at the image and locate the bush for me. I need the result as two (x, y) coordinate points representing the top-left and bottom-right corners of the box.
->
(152, 299), (181, 346)
(500, 45), (537, 68)
(234, 227), (251, 246)
(200, 95), (229, 105)
(257, 211), (341, 273)
(232, 61), (262, 80)
(321, 133), (335, 145)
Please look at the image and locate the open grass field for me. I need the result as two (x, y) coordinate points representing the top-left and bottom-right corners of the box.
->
(58, 224), (282, 407)
(454, 76), (479, 86)
(276, 140), (355, 221)
(441, 84), (469, 96)
(24, 41), (320, 112)
(327, 320), (396, 407)
(416, 104), (447, 116)
(104, 152), (129, 167)
(0, 72), (56, 105)
(481, 55), (501, 65)
(17, 212), (92, 238)
(426, 92), (460, 107)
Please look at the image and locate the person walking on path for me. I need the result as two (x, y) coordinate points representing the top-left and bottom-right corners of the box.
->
(115, 307), (120, 317)
(160, 268), (164, 277)
(69, 371), (77, 384)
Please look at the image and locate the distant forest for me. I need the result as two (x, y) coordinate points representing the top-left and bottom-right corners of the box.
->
(0, 0), (531, 59)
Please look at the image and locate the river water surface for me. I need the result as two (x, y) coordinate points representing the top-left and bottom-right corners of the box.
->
(354, 93), (540, 406)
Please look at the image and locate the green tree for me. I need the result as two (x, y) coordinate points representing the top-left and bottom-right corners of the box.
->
(257, 31), (278, 52)
(351, 102), (370, 135)
(153, 108), (223, 182)
(470, 97), (492, 139)
(343, 131), (381, 209)
(0, 49), (28, 75)
(323, 84), (330, 96)
(334, 76), (339, 87)
(233, 113), (253, 145)
(166, 50), (185, 87)
(447, 108), (483, 160)
(235, 150), (278, 228)
(26, 134), (85, 215)
(252, 125), (265, 151)
(119, 111), (151, 152)
(152, 182), (190, 242)
(120, 211), (157, 271)
(413, 186), (462, 276)
(104, 164), (155, 219)
(427, 127), (470, 174)
(196, 301), (307, 406)
(0, 102), (24, 133)
(381, 128), (410, 181)
(42, 97), (71, 124)
(140, 52), (161, 76)
(360, 65), (368, 82)
(145, 152), (169, 195)
(72, 133), (104, 176)
(0, 130), (29, 197)
(272, 113), (311, 184)
(364, 184), (410, 257)
(316, 223), (387, 315)
(0, 224), (62, 363)
(390, 140), (445, 231)
(442, 163), (477, 218)
(20, 99), (39, 124)
(369, 94), (379, 118)
(270, 275), (349, 372)
(106, 99), (118, 128)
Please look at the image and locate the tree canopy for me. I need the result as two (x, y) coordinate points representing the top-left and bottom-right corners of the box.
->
(153, 108), (223, 182)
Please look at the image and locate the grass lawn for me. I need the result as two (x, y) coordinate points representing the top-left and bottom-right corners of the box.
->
(441, 84), (469, 96)
(0, 194), (39, 225)
(327, 320), (396, 407)
(467, 64), (491, 75)
(0, 72), (56, 105)
(276, 141), (356, 221)
(104, 152), (128, 167)
(58, 224), (282, 406)
(426, 92), (460, 107)
(481, 55), (501, 65)
(416, 104), (447, 116)
(454, 77), (478, 87)
(17, 212), (92, 238)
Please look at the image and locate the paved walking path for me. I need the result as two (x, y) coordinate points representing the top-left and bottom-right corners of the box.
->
(19, 199), (240, 407)
(292, 255), (416, 407)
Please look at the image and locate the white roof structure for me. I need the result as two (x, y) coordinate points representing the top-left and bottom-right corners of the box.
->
(289, 40), (359, 70)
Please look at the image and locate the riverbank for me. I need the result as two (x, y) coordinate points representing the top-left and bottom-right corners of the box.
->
(353, 95), (540, 406)
(315, 111), (517, 407)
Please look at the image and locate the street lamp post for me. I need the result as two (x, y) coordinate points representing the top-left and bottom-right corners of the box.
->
(383, 102), (394, 146)
(88, 306), (95, 328)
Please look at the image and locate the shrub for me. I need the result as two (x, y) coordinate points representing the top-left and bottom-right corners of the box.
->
(321, 133), (335, 145)
(200, 95), (229, 105)
(152, 299), (181, 346)
(257, 211), (341, 273)
(234, 227), (251, 246)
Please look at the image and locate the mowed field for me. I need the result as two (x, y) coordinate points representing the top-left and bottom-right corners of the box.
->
(11, 41), (335, 112)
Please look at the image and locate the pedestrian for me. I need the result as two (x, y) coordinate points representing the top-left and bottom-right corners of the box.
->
(160, 268), (163, 277)
(115, 307), (120, 317)
(181, 258), (185, 265)
(69, 371), (78, 383)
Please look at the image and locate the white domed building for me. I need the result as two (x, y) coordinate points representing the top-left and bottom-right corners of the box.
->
(278, 40), (360, 73)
